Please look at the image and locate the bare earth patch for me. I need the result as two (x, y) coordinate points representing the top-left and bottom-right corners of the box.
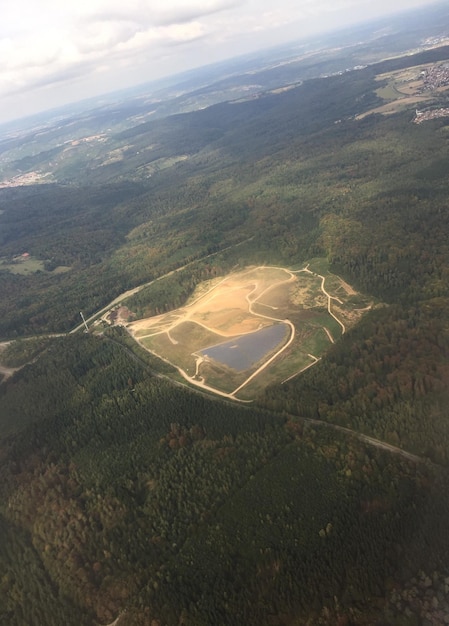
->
(126, 264), (372, 400)
(336, 277), (357, 296)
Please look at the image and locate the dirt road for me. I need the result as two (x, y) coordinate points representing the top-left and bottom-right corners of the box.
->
(70, 238), (254, 334)
(0, 364), (18, 381)
(304, 418), (429, 465)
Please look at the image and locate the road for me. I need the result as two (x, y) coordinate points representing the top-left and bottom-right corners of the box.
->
(1, 257), (437, 469)
(0, 324), (436, 472)
(230, 271), (296, 396)
(303, 418), (428, 465)
(0, 364), (18, 381)
(105, 334), (436, 468)
(298, 265), (346, 335)
(70, 238), (253, 334)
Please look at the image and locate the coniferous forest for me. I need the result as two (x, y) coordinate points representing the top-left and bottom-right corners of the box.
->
(1, 7), (449, 625)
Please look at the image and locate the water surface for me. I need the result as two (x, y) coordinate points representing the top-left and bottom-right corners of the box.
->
(200, 323), (288, 371)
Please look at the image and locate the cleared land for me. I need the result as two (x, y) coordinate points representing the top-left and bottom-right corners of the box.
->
(127, 264), (372, 400)
(0, 255), (71, 276)
(356, 61), (449, 119)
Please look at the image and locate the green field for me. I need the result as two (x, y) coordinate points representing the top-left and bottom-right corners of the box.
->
(0, 256), (45, 274)
(0, 255), (71, 275)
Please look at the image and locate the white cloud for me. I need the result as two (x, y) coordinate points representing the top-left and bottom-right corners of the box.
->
(0, 0), (441, 123)
(0, 1), (239, 79)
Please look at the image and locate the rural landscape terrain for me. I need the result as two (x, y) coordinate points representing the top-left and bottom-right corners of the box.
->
(126, 263), (370, 399)
(1, 3), (449, 625)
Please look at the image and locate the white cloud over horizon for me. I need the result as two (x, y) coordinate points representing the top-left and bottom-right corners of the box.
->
(0, 0), (443, 124)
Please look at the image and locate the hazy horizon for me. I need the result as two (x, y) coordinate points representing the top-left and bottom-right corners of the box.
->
(0, 0), (445, 125)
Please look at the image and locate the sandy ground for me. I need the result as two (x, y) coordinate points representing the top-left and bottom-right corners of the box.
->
(127, 267), (299, 398)
(129, 267), (291, 338)
(0, 364), (17, 380)
(0, 342), (18, 380)
(126, 265), (356, 399)
(337, 277), (357, 296)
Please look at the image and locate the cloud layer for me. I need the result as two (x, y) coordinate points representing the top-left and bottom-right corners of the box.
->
(0, 0), (439, 123)
(1, 1), (235, 91)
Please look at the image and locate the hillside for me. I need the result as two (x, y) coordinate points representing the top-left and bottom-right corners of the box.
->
(1, 9), (449, 626)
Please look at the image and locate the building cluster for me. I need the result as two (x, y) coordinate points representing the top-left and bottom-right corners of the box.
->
(0, 171), (49, 188)
(419, 64), (449, 91)
(414, 107), (449, 123)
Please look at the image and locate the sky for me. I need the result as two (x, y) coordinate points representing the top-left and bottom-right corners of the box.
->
(0, 0), (442, 124)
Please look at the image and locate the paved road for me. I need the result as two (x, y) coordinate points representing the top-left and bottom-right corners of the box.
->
(70, 239), (254, 334)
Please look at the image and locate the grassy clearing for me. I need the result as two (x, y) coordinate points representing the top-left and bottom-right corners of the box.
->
(199, 362), (246, 394)
(0, 256), (71, 276)
(141, 333), (196, 374)
(171, 321), (222, 352)
(376, 84), (400, 100)
(136, 155), (189, 178)
(238, 350), (313, 399)
(0, 257), (46, 275)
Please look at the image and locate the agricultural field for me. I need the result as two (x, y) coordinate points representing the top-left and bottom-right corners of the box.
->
(127, 263), (372, 399)
(357, 60), (449, 119)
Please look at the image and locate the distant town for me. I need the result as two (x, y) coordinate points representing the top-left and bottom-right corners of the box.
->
(419, 63), (449, 91)
(414, 62), (449, 123)
(414, 107), (449, 123)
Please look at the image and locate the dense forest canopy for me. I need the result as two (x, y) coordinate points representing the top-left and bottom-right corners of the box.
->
(1, 7), (449, 625)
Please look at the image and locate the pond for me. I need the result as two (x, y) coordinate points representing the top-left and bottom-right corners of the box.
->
(199, 323), (289, 372)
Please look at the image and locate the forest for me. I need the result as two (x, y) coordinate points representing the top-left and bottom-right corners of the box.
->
(1, 19), (449, 626)
(1, 335), (448, 625)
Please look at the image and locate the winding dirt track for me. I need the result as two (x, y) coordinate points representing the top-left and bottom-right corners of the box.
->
(297, 265), (346, 334)
(69, 239), (253, 334)
(304, 418), (427, 465)
(127, 266), (298, 401)
(0, 342), (19, 380)
(0, 364), (18, 381)
(230, 269), (296, 396)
